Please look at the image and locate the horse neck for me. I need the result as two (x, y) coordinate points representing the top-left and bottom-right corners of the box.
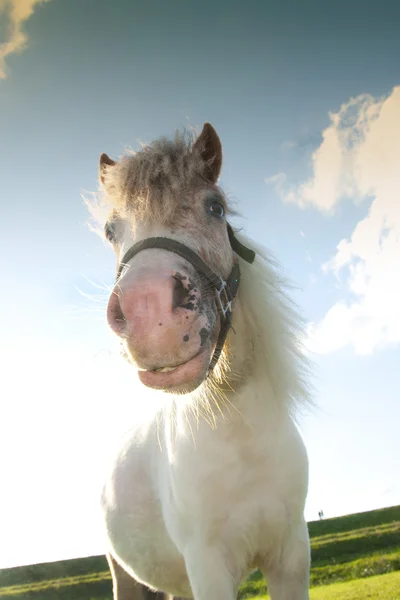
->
(232, 301), (288, 415)
(184, 297), (291, 430)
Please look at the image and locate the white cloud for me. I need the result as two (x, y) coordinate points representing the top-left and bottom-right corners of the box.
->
(272, 86), (400, 355)
(0, 0), (52, 79)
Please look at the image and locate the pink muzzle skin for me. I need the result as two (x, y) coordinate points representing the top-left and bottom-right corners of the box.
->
(107, 269), (213, 374)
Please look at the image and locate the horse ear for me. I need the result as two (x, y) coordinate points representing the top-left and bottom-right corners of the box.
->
(193, 123), (222, 183)
(99, 153), (117, 186)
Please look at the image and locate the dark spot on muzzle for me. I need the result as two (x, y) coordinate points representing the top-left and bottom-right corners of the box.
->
(174, 272), (187, 281)
(183, 335), (189, 342)
(172, 276), (187, 310)
(182, 302), (197, 311)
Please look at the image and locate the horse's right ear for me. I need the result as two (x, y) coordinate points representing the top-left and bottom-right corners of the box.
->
(99, 153), (117, 186)
(193, 123), (222, 183)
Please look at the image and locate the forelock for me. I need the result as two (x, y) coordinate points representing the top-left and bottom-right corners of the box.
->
(102, 130), (210, 221)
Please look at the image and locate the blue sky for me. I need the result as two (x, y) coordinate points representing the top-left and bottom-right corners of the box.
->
(1, 0), (399, 569)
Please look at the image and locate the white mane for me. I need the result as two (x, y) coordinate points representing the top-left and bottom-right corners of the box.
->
(234, 231), (312, 415)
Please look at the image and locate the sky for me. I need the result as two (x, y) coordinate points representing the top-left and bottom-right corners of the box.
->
(0, 0), (399, 570)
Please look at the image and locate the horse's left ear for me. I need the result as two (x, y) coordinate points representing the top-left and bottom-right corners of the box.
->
(193, 123), (222, 183)
(99, 152), (117, 187)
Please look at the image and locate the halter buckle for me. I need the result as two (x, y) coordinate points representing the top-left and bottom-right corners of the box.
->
(216, 280), (232, 318)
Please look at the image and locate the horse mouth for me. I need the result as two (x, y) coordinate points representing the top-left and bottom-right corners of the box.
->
(137, 347), (210, 391)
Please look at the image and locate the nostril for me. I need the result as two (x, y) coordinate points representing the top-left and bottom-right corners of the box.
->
(172, 276), (187, 310)
(115, 301), (126, 324)
(107, 291), (126, 334)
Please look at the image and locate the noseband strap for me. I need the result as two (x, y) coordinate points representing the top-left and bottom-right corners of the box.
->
(116, 225), (255, 372)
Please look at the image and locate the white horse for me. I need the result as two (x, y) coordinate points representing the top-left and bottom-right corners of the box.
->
(94, 123), (311, 600)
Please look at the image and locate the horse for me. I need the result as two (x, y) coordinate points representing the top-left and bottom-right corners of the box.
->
(92, 123), (311, 600)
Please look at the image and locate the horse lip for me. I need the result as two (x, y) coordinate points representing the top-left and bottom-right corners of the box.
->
(137, 347), (209, 389)
(136, 361), (186, 373)
(153, 365), (180, 373)
(141, 354), (199, 373)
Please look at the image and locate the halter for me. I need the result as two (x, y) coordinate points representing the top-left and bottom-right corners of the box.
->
(116, 225), (255, 371)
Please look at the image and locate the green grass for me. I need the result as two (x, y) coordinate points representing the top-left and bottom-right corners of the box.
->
(0, 556), (112, 600)
(0, 571), (111, 596)
(247, 571), (400, 599)
(309, 571), (400, 599)
(0, 505), (399, 599)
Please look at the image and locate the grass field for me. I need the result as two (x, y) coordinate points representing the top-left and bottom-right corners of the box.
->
(0, 505), (399, 599)
(247, 572), (400, 599)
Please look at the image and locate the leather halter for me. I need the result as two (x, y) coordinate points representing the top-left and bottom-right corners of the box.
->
(116, 225), (255, 372)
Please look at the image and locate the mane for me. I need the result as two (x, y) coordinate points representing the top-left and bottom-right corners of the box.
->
(101, 129), (215, 223)
(198, 230), (312, 422)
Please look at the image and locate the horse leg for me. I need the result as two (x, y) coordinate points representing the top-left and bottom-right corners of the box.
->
(183, 543), (238, 600)
(261, 520), (310, 600)
(107, 553), (169, 600)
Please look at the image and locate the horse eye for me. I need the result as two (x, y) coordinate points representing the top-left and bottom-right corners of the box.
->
(105, 222), (116, 243)
(206, 196), (225, 219)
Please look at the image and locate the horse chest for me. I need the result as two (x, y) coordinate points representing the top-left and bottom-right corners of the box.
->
(156, 413), (281, 547)
(106, 415), (263, 535)
(103, 408), (305, 595)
